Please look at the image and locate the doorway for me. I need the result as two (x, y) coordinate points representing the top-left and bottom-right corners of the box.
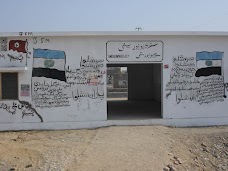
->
(107, 63), (162, 120)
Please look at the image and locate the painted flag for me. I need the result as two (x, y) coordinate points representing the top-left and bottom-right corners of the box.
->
(32, 49), (66, 82)
(9, 40), (27, 53)
(195, 51), (223, 77)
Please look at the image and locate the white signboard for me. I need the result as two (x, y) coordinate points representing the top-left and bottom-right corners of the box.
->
(106, 41), (163, 62)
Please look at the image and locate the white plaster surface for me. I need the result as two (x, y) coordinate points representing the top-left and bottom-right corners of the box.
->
(0, 117), (228, 131)
(0, 33), (228, 130)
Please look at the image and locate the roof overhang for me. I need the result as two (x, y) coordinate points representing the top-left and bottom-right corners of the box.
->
(0, 67), (28, 72)
(1, 31), (228, 37)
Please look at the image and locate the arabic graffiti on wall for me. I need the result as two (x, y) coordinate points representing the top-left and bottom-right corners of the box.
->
(0, 101), (43, 122)
(32, 80), (70, 108)
(31, 49), (105, 109)
(67, 55), (105, 103)
(19, 32), (33, 36)
(66, 56), (105, 86)
(32, 49), (69, 108)
(33, 37), (51, 44)
(106, 41), (163, 62)
(0, 38), (29, 67)
(166, 51), (225, 105)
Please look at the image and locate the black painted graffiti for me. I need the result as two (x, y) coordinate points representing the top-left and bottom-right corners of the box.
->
(33, 37), (50, 44)
(66, 55), (105, 102)
(166, 55), (200, 104)
(72, 87), (104, 101)
(197, 76), (224, 104)
(166, 51), (225, 105)
(32, 80), (70, 108)
(80, 56), (104, 69)
(7, 54), (23, 62)
(224, 83), (228, 90)
(0, 102), (19, 115)
(66, 56), (105, 86)
(18, 100), (43, 122)
(0, 38), (30, 67)
(32, 53), (105, 109)
(19, 32), (33, 36)
(0, 101), (43, 122)
(0, 52), (27, 66)
(31, 48), (69, 108)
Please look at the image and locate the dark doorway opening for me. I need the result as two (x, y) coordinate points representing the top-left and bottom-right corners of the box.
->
(107, 64), (162, 120)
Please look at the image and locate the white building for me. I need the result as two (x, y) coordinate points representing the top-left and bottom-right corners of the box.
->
(0, 31), (228, 131)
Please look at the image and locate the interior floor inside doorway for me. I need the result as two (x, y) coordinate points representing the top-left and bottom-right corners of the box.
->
(107, 100), (161, 120)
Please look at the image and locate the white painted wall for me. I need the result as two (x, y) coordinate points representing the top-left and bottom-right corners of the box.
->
(0, 33), (228, 130)
(152, 64), (161, 102)
(162, 36), (228, 119)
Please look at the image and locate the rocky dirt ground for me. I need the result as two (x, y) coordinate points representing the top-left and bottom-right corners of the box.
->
(0, 125), (227, 171)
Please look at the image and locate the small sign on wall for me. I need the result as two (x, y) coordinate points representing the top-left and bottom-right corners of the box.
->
(21, 84), (30, 96)
(106, 41), (163, 62)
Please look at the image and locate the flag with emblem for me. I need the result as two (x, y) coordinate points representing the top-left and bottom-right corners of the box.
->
(9, 40), (27, 53)
(195, 51), (223, 77)
(32, 49), (66, 82)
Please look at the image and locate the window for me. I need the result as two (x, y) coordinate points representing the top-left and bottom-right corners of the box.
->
(0, 73), (18, 100)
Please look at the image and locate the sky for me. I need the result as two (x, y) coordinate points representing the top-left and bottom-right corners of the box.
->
(1, 0), (228, 32)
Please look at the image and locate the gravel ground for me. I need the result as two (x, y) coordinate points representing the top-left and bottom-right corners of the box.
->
(0, 125), (227, 171)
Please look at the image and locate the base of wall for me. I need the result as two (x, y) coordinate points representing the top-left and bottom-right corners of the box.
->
(0, 117), (228, 131)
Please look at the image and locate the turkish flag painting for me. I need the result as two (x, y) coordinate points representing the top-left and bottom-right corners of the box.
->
(9, 40), (27, 53)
